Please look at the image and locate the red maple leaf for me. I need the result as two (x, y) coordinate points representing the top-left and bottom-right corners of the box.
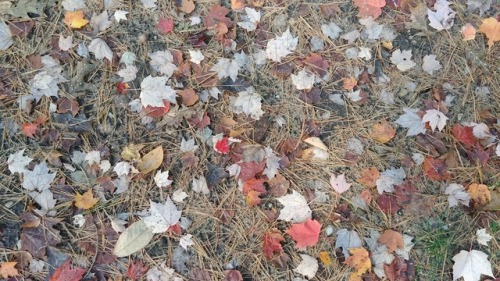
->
(22, 122), (39, 138)
(242, 178), (267, 195)
(263, 229), (284, 260)
(116, 82), (129, 94)
(127, 260), (148, 280)
(144, 101), (171, 118)
(156, 17), (174, 34)
(246, 190), (262, 207)
(49, 259), (85, 281)
(285, 218), (321, 248)
(238, 160), (266, 182)
(452, 124), (477, 147)
(215, 137), (230, 154)
(353, 0), (386, 19)
(423, 157), (450, 181)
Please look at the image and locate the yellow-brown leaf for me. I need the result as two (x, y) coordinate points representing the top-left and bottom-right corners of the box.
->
(0, 262), (19, 279)
(137, 146), (163, 174)
(479, 17), (500, 50)
(63, 11), (89, 29)
(75, 189), (99, 210)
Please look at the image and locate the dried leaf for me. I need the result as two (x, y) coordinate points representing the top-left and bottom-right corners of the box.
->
(49, 259), (85, 281)
(467, 183), (491, 206)
(330, 173), (352, 194)
(370, 120), (396, 143)
(113, 220), (155, 257)
(353, 0), (386, 19)
(177, 0), (195, 13)
(345, 248), (371, 279)
(137, 146), (163, 174)
(478, 17), (500, 50)
(263, 229), (284, 260)
(423, 157), (450, 180)
(357, 167), (380, 188)
(378, 230), (404, 253)
(63, 10), (89, 28)
(286, 218), (321, 248)
(0, 262), (19, 279)
(74, 189), (98, 209)
(452, 250), (493, 281)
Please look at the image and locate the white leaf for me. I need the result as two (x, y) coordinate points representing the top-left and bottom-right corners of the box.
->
(341, 30), (360, 44)
(357, 47), (372, 60)
(476, 228), (492, 246)
(237, 7), (261, 31)
(140, 75), (177, 107)
(347, 137), (364, 155)
(263, 146), (280, 179)
(22, 162), (56, 192)
(310, 36), (324, 51)
(120, 51), (136, 65)
(8, 149), (32, 174)
(180, 138), (198, 152)
(467, 0), (492, 16)
(179, 234), (194, 250)
(412, 153), (425, 165)
(304, 137), (328, 151)
(376, 167), (406, 194)
(113, 161), (131, 177)
(143, 198), (182, 233)
(85, 150), (101, 166)
(472, 123), (490, 139)
(58, 35), (74, 51)
(146, 264), (178, 281)
(29, 68), (67, 102)
(277, 190), (312, 223)
(188, 50), (204, 64)
(61, 0), (86, 11)
(422, 109), (448, 131)
(100, 160), (111, 173)
(372, 245), (394, 278)
(359, 17), (383, 40)
(335, 229), (362, 257)
(266, 29), (298, 62)
(252, 49), (267, 65)
(294, 254), (318, 279)
(379, 89), (395, 105)
(154, 170), (173, 188)
(192, 176), (209, 195)
(211, 58), (240, 82)
(445, 183), (470, 207)
(117, 65), (138, 82)
(189, 16), (201, 26)
(91, 11), (112, 32)
(0, 21), (13, 51)
(73, 214), (85, 228)
(149, 50), (177, 78)
(29, 189), (56, 213)
(110, 216), (127, 233)
(29, 260), (45, 273)
(141, 0), (157, 9)
(422, 54), (442, 75)
(496, 145), (500, 157)
(88, 38), (113, 61)
(114, 220), (155, 257)
(330, 173), (351, 194)
(172, 189), (188, 203)
(390, 49), (416, 71)
(345, 89), (362, 102)
(395, 234), (414, 260)
(291, 69), (316, 90)
(452, 250), (493, 281)
(229, 87), (264, 120)
(321, 22), (342, 39)
(395, 108), (427, 136)
(427, 1), (456, 31)
(114, 10), (128, 22)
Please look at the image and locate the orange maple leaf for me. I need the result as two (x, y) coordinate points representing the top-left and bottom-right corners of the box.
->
(467, 183), (491, 207)
(479, 17), (500, 50)
(22, 122), (39, 138)
(63, 11), (89, 29)
(353, 0), (386, 19)
(286, 218), (321, 248)
(378, 229), (404, 253)
(74, 189), (99, 209)
(345, 248), (371, 280)
(461, 23), (476, 41)
(357, 167), (380, 188)
(246, 190), (262, 207)
(370, 120), (396, 143)
(0, 262), (19, 279)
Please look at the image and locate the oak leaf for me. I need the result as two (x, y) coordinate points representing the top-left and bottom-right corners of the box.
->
(286, 218), (321, 248)
(479, 17), (500, 50)
(49, 259), (85, 281)
(74, 189), (98, 209)
(0, 262), (19, 279)
(63, 10), (89, 28)
(378, 230), (404, 253)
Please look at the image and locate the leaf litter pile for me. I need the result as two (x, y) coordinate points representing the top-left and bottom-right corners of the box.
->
(0, 0), (499, 280)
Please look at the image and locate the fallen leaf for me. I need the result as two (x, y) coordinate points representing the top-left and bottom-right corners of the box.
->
(143, 198), (182, 233)
(427, 1), (456, 31)
(177, 0), (195, 13)
(0, 262), (19, 279)
(423, 157), (450, 180)
(422, 54), (442, 75)
(7, 149), (32, 174)
(452, 250), (493, 281)
(370, 120), (396, 143)
(476, 228), (492, 246)
(246, 190), (262, 207)
(467, 183), (491, 206)
(335, 229), (362, 257)
(0, 21), (13, 51)
(178, 89), (198, 106)
(395, 108), (426, 136)
(262, 228), (284, 260)
(422, 109), (448, 131)
(445, 183), (470, 207)
(330, 173), (352, 194)
(88, 38), (113, 61)
(345, 248), (371, 280)
(156, 17), (174, 34)
(127, 260), (148, 280)
(294, 254), (318, 279)
(225, 270), (243, 281)
(357, 167), (380, 188)
(277, 190), (312, 223)
(63, 10), (89, 28)
(137, 146), (163, 174)
(49, 259), (85, 281)
(286, 218), (321, 248)
(204, 5), (232, 28)
(114, 220), (155, 257)
(376, 193), (400, 215)
(21, 216), (62, 259)
(461, 23), (476, 41)
(342, 76), (357, 91)
(452, 124), (477, 147)
(74, 189), (98, 209)
(242, 178), (266, 195)
(319, 251), (332, 266)
(378, 230), (404, 253)
(57, 97), (79, 117)
(353, 0), (386, 19)
(22, 122), (39, 138)
(390, 49), (416, 71)
(478, 17), (500, 50)
(266, 29), (298, 62)
(231, 0), (246, 10)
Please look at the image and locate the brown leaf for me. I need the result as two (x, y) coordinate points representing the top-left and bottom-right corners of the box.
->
(467, 183), (491, 207)
(378, 229), (404, 253)
(9, 21), (35, 37)
(357, 167), (380, 188)
(370, 120), (396, 143)
(231, 0), (246, 10)
(376, 194), (400, 215)
(177, 0), (195, 13)
(423, 157), (450, 180)
(238, 160), (266, 182)
(304, 53), (329, 77)
(478, 17), (500, 50)
(0, 262), (19, 279)
(178, 89), (199, 106)
(204, 5), (232, 28)
(74, 189), (99, 209)
(57, 97), (80, 117)
(319, 3), (340, 17)
(137, 146), (163, 174)
(21, 216), (62, 259)
(225, 270), (243, 281)
(268, 173), (289, 196)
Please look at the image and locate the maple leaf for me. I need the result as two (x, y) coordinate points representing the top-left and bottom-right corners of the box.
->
(154, 170), (173, 188)
(140, 75), (177, 107)
(476, 228), (492, 246)
(427, 0), (456, 31)
(0, 21), (13, 51)
(353, 0), (386, 19)
(461, 23), (477, 41)
(0, 262), (19, 279)
(8, 149), (32, 174)
(452, 250), (493, 281)
(321, 21), (342, 39)
(422, 109), (448, 131)
(63, 10), (89, 28)
(357, 167), (380, 188)
(266, 29), (298, 62)
(211, 57), (240, 82)
(291, 69), (316, 90)
(378, 230), (404, 253)
(452, 124), (477, 147)
(242, 178), (267, 195)
(479, 17), (500, 50)
(330, 173), (352, 194)
(127, 260), (148, 280)
(286, 218), (321, 248)
(390, 49), (416, 71)
(192, 176), (209, 194)
(467, 183), (491, 206)
(370, 120), (396, 143)
(237, 7), (261, 31)
(336, 229), (363, 257)
(294, 254), (318, 279)
(277, 190), (312, 223)
(90, 10), (112, 32)
(88, 38), (113, 61)
(22, 161), (56, 191)
(376, 193), (400, 215)
(423, 157), (450, 180)
(345, 248), (371, 280)
(263, 229), (284, 260)
(229, 87), (264, 120)
(143, 197), (182, 233)
(188, 50), (204, 64)
(149, 50), (177, 78)
(49, 259), (85, 281)
(445, 183), (470, 207)
(422, 54), (442, 75)
(74, 189), (99, 209)
(376, 167), (405, 194)
(214, 136), (230, 154)
(117, 65), (138, 82)
(114, 10), (128, 22)
(395, 108), (426, 136)
(156, 17), (174, 34)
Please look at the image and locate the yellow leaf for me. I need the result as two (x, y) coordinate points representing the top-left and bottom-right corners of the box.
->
(63, 10), (89, 29)
(121, 143), (144, 161)
(0, 262), (19, 279)
(345, 247), (371, 278)
(370, 120), (396, 143)
(319, 251), (332, 266)
(479, 17), (500, 50)
(467, 183), (491, 206)
(75, 189), (99, 209)
(137, 146), (163, 174)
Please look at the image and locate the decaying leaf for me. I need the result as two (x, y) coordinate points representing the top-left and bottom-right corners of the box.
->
(345, 248), (371, 280)
(0, 262), (19, 279)
(467, 183), (491, 206)
(49, 259), (85, 281)
(114, 220), (155, 257)
(370, 120), (396, 143)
